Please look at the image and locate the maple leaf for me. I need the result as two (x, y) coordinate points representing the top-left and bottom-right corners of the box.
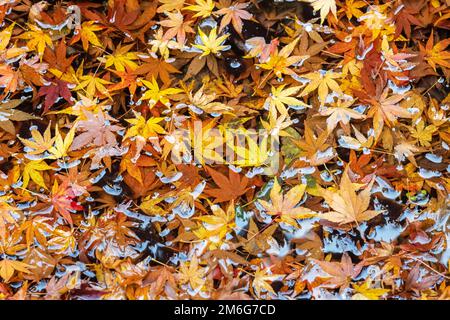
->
(0, 23), (15, 52)
(140, 195), (167, 216)
(0, 65), (21, 95)
(339, 0), (365, 20)
(404, 263), (440, 294)
(391, 1), (424, 38)
(139, 77), (183, 108)
(120, 152), (157, 184)
(0, 100), (40, 135)
(75, 70), (112, 99)
(318, 167), (383, 225)
(44, 272), (79, 300)
(19, 123), (55, 156)
(313, 253), (363, 291)
(108, 68), (139, 97)
(299, 70), (342, 105)
(204, 167), (250, 203)
(194, 202), (236, 248)
(134, 56), (181, 86)
(302, 0), (337, 24)
(353, 279), (389, 300)
(122, 114), (165, 162)
(18, 24), (53, 59)
(19, 57), (47, 88)
(56, 165), (92, 198)
(38, 79), (73, 113)
(257, 38), (309, 78)
(252, 266), (283, 298)
(157, 0), (185, 13)
(124, 114), (166, 141)
(215, 1), (253, 34)
(420, 32), (450, 71)
(366, 88), (412, 138)
(177, 255), (207, 293)
(261, 112), (293, 138)
(0, 259), (32, 282)
(148, 28), (183, 60)
(258, 179), (316, 226)
(180, 84), (231, 115)
(244, 37), (279, 63)
(0, 197), (17, 240)
(47, 124), (76, 159)
(159, 11), (194, 45)
(293, 123), (336, 166)
(409, 120), (437, 147)
(22, 160), (54, 190)
(380, 35), (416, 71)
(265, 85), (307, 116)
(184, 0), (215, 19)
(99, 43), (139, 72)
(320, 99), (366, 132)
(48, 180), (82, 225)
(338, 125), (375, 151)
(44, 39), (77, 77)
(225, 128), (272, 168)
(72, 21), (104, 51)
(19, 216), (53, 249)
(239, 218), (278, 255)
(70, 110), (123, 150)
(192, 27), (230, 57)
(394, 141), (420, 166)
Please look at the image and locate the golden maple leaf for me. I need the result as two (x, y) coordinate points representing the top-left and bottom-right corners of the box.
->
(318, 167), (383, 225)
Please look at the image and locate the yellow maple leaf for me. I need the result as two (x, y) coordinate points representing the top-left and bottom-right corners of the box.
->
(192, 27), (230, 57)
(178, 255), (207, 293)
(318, 167), (383, 225)
(78, 21), (104, 51)
(299, 70), (342, 105)
(252, 267), (283, 298)
(47, 124), (76, 159)
(257, 38), (309, 78)
(421, 32), (450, 71)
(265, 85), (308, 116)
(18, 24), (53, 59)
(157, 0), (185, 13)
(303, 0), (337, 24)
(75, 71), (112, 99)
(22, 160), (53, 189)
(194, 202), (236, 248)
(353, 280), (389, 300)
(184, 0), (215, 18)
(19, 123), (55, 156)
(124, 114), (166, 141)
(100, 43), (139, 72)
(139, 77), (183, 108)
(339, 0), (365, 20)
(409, 120), (437, 147)
(0, 259), (32, 282)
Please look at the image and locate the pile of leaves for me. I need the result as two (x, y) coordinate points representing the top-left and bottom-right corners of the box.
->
(0, 0), (449, 300)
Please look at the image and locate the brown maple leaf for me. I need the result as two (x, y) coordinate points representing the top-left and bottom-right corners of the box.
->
(204, 166), (250, 203)
(313, 253), (363, 292)
(134, 56), (181, 86)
